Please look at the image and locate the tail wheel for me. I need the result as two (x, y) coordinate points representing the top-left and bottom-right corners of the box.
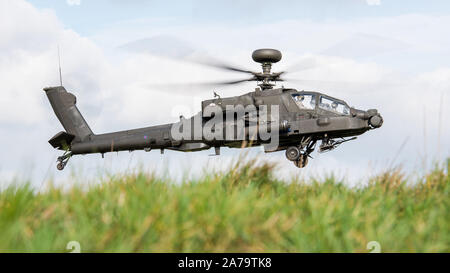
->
(56, 162), (65, 171)
(56, 151), (72, 171)
(294, 155), (308, 168)
(286, 146), (300, 161)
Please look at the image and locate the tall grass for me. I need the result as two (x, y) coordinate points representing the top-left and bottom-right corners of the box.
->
(0, 158), (448, 252)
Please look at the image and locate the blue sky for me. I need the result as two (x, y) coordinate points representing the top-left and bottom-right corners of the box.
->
(1, 0), (449, 188)
(29, 0), (450, 35)
(26, 0), (450, 73)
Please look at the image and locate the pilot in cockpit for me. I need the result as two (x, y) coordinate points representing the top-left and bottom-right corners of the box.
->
(331, 102), (339, 113)
(294, 95), (306, 109)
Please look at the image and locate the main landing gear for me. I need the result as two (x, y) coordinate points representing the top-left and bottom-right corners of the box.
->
(285, 136), (316, 169)
(56, 150), (72, 171)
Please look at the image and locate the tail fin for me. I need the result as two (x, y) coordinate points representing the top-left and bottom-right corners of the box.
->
(44, 86), (93, 146)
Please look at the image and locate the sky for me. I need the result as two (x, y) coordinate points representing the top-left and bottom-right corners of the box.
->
(0, 0), (449, 189)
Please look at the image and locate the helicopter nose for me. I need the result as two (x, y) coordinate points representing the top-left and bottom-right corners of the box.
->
(367, 109), (383, 128)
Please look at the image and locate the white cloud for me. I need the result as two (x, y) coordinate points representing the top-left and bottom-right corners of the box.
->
(366, 0), (381, 6)
(66, 0), (81, 6)
(0, 0), (105, 124)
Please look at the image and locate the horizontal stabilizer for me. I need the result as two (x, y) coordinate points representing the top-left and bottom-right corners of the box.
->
(48, 131), (75, 150)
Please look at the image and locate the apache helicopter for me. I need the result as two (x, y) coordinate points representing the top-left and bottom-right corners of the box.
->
(44, 49), (383, 170)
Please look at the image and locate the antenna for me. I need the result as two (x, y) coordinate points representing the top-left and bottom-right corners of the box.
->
(57, 45), (63, 86)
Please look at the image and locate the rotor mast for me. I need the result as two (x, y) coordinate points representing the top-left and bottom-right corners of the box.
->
(251, 49), (282, 90)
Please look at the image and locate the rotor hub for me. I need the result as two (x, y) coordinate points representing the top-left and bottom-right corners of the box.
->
(251, 49), (283, 89)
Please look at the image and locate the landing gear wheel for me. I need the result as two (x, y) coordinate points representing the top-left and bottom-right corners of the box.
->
(294, 155), (308, 168)
(286, 146), (300, 161)
(56, 162), (65, 171)
(56, 151), (72, 171)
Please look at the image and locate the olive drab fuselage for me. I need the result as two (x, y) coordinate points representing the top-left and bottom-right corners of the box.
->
(44, 48), (383, 170)
(44, 85), (382, 170)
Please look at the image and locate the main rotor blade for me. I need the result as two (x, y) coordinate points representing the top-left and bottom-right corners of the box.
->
(143, 77), (256, 93)
(198, 60), (255, 74)
(215, 77), (256, 85)
(186, 54), (256, 74)
(284, 56), (321, 74)
(119, 35), (256, 74)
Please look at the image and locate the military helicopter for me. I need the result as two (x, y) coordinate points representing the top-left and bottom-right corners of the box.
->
(44, 48), (383, 170)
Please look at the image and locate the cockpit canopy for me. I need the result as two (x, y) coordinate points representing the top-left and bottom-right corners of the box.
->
(291, 92), (350, 115)
(292, 93), (316, 110)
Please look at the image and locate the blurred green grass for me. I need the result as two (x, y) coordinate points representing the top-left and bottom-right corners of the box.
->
(0, 158), (448, 252)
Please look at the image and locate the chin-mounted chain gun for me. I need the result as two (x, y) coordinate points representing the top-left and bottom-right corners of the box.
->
(319, 137), (357, 153)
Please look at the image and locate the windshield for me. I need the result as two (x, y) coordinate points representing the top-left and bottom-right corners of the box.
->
(292, 94), (316, 110)
(319, 96), (350, 115)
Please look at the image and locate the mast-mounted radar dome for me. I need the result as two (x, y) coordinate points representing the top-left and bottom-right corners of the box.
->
(250, 49), (283, 89)
(252, 49), (282, 64)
